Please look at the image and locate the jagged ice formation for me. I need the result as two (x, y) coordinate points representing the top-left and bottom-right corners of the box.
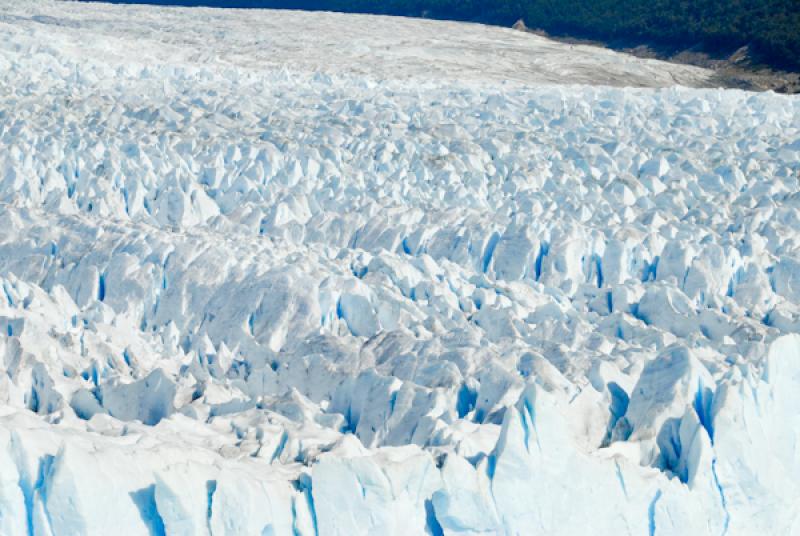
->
(0, 1), (799, 535)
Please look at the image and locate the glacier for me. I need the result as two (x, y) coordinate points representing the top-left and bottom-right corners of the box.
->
(1, 1), (800, 534)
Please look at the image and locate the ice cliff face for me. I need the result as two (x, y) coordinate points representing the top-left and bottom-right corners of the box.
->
(0, 1), (799, 535)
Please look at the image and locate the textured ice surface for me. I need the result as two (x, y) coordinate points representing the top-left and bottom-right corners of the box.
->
(1, 1), (800, 535)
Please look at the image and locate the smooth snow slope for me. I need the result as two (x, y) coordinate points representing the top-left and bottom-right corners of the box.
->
(1, 0), (713, 87)
(0, 1), (799, 535)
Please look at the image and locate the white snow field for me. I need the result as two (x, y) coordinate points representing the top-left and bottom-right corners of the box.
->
(0, 1), (799, 535)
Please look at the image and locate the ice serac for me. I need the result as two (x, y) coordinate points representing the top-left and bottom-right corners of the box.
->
(620, 345), (714, 466)
(711, 334), (800, 534)
(0, 0), (798, 533)
(0, 429), (26, 536)
(489, 385), (651, 534)
(433, 381), (725, 535)
(312, 445), (441, 535)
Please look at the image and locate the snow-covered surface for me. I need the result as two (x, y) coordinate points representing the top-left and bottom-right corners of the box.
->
(0, 1), (799, 534)
(1, 0), (713, 88)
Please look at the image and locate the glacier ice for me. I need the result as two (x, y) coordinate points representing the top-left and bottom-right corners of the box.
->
(0, 0), (799, 534)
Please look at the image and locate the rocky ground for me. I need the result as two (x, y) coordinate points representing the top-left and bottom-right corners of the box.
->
(514, 20), (800, 94)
